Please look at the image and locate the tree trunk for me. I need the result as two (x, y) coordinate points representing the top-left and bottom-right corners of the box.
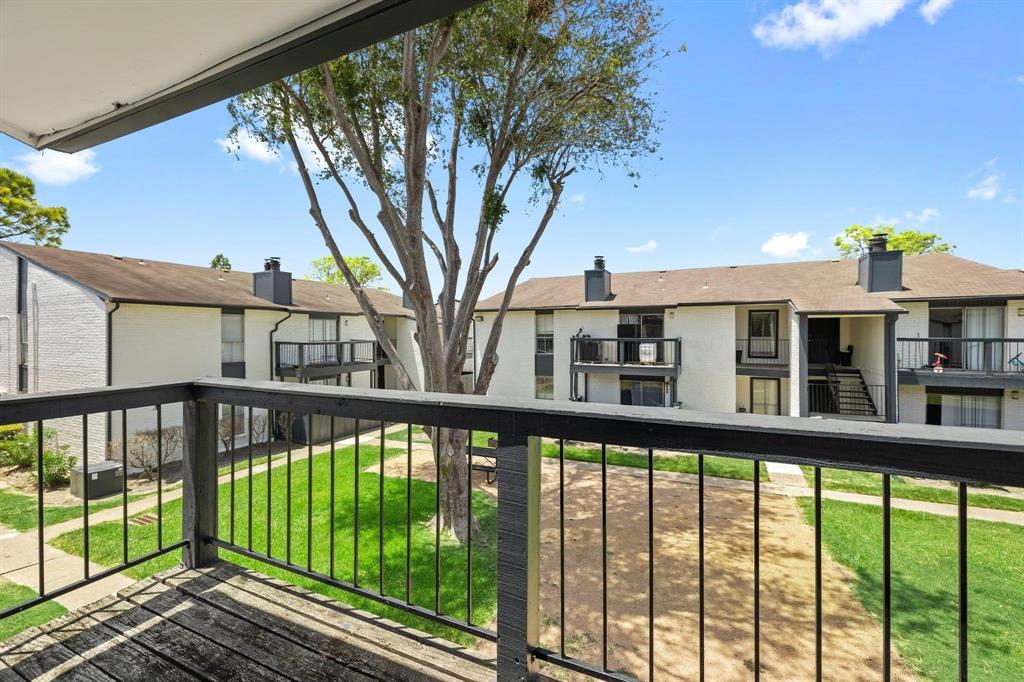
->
(430, 427), (477, 543)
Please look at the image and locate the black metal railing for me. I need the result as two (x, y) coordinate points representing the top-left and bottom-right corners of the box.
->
(736, 338), (790, 365)
(897, 337), (1024, 375)
(809, 381), (885, 418)
(571, 337), (681, 367)
(275, 340), (378, 373)
(1, 378), (1020, 682)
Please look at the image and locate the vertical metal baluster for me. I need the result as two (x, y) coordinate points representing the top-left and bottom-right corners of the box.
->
(466, 429), (473, 625)
(559, 438), (566, 658)
(156, 406), (162, 551)
(266, 411), (273, 558)
(36, 421), (44, 595)
(82, 415), (90, 579)
(354, 419), (360, 587)
(230, 406), (236, 545)
(883, 474), (891, 682)
(958, 481), (968, 682)
(601, 442), (608, 672)
(307, 426), (313, 572)
(330, 416), (336, 579)
(121, 410), (128, 564)
(754, 460), (760, 681)
(699, 453), (705, 682)
(379, 422), (385, 594)
(286, 411), (292, 565)
(648, 448), (655, 682)
(815, 466), (822, 682)
(406, 424), (412, 604)
(247, 407), (253, 552)
(435, 430), (441, 615)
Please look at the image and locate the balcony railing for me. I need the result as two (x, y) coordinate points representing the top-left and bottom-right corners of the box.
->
(275, 340), (379, 376)
(736, 338), (790, 365)
(898, 337), (1024, 375)
(809, 381), (885, 418)
(1, 379), (1020, 680)
(571, 336), (681, 368)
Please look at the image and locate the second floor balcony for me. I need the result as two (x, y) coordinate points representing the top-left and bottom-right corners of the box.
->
(897, 337), (1024, 388)
(274, 340), (385, 379)
(570, 336), (681, 376)
(736, 338), (791, 367)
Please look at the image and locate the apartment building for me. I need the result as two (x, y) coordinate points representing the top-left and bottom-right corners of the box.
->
(0, 241), (422, 461)
(475, 237), (1024, 430)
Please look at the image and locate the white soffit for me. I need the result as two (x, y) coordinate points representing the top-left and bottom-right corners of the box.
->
(0, 0), (476, 152)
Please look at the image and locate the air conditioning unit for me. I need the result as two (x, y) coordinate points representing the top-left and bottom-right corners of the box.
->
(638, 342), (657, 364)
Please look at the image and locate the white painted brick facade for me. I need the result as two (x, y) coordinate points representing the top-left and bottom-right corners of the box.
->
(667, 305), (735, 412)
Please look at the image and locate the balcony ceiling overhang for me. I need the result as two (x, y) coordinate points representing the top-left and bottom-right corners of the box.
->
(0, 0), (477, 152)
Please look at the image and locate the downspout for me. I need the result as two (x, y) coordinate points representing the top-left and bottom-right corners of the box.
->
(106, 301), (120, 444)
(269, 310), (292, 380)
(0, 316), (10, 396)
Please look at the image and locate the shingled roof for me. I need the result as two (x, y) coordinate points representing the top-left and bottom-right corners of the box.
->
(476, 254), (1024, 314)
(1, 242), (409, 317)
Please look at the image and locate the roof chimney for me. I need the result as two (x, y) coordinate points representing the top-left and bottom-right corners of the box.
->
(857, 235), (903, 293)
(584, 256), (612, 302)
(253, 257), (292, 305)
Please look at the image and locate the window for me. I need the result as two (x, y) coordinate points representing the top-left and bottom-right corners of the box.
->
(535, 375), (554, 400)
(751, 378), (780, 416)
(620, 378), (666, 407)
(536, 312), (554, 354)
(309, 316), (338, 341)
(929, 305), (1005, 370)
(748, 310), (778, 358)
(221, 312), (244, 363)
(926, 392), (1001, 429)
(220, 404), (245, 437)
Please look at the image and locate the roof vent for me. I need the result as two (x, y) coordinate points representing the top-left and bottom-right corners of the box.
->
(868, 233), (889, 252)
(253, 258), (292, 305)
(584, 257), (612, 302)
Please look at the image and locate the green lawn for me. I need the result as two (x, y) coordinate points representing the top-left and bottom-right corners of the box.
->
(800, 467), (1024, 512)
(0, 489), (149, 532)
(51, 443), (498, 645)
(0, 580), (67, 642)
(797, 498), (1023, 681)
(393, 427), (766, 482)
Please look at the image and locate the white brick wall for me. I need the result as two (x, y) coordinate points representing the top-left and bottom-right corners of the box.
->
(555, 308), (618, 401)
(0, 248), (18, 396)
(897, 384), (927, 425)
(848, 316), (885, 385)
(475, 310), (537, 400)
(1002, 390), (1024, 431)
(788, 311), (802, 416)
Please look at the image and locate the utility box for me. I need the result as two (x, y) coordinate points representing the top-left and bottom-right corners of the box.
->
(70, 461), (123, 500)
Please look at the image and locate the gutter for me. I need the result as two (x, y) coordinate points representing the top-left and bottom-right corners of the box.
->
(106, 301), (120, 443)
(269, 310), (293, 380)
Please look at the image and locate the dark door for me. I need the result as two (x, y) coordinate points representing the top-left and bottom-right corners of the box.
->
(926, 395), (942, 425)
(808, 318), (840, 364)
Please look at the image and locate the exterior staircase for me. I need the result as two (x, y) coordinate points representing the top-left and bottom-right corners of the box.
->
(825, 365), (879, 417)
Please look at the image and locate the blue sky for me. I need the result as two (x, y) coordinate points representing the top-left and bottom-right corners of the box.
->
(2, 0), (1021, 296)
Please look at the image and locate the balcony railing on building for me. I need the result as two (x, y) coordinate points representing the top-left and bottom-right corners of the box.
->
(735, 338), (790, 366)
(570, 336), (681, 375)
(274, 340), (382, 379)
(0, 378), (1019, 681)
(897, 337), (1024, 376)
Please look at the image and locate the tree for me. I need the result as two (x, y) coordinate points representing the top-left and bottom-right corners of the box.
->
(0, 168), (70, 246)
(226, 0), (667, 541)
(210, 253), (232, 271)
(834, 224), (954, 258)
(308, 254), (384, 288)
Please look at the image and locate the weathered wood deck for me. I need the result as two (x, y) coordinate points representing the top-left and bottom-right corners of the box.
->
(0, 564), (495, 681)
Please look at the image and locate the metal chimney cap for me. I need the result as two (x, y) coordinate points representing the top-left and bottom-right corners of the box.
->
(868, 234), (889, 252)
(593, 256), (606, 270)
(264, 257), (282, 271)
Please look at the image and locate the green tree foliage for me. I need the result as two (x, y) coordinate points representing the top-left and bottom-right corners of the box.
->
(0, 169), (70, 246)
(307, 255), (383, 288)
(210, 253), (232, 271)
(834, 224), (954, 258)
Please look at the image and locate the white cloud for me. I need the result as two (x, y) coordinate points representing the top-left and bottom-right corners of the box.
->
(919, 0), (955, 24)
(10, 149), (99, 186)
(905, 207), (939, 224)
(966, 158), (1004, 201)
(216, 129), (279, 163)
(761, 231), (810, 258)
(569, 193), (586, 205)
(626, 240), (658, 253)
(1016, 75), (1024, 85)
(753, 0), (908, 53)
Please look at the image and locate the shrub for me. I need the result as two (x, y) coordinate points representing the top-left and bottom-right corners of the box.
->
(0, 424), (24, 441)
(38, 450), (76, 489)
(0, 431), (35, 468)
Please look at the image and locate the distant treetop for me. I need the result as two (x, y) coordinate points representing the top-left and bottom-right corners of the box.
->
(834, 224), (954, 259)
